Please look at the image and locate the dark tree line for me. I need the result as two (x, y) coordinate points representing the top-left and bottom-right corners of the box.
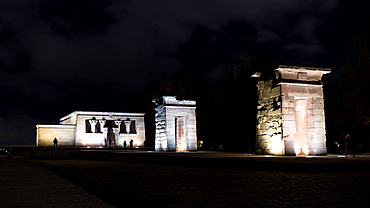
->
(325, 29), (370, 152)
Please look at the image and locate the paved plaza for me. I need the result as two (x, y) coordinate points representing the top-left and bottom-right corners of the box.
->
(1, 152), (370, 207)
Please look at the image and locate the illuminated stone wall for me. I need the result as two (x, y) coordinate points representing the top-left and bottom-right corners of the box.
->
(153, 96), (197, 152)
(37, 111), (145, 147)
(255, 65), (331, 155)
(36, 125), (76, 146)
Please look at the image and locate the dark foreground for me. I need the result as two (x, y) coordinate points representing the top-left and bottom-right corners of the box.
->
(35, 158), (370, 207)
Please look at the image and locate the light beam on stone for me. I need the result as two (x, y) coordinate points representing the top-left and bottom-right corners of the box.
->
(254, 65), (331, 156)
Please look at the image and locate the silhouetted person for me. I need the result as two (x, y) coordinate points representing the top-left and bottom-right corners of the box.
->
(129, 139), (133, 150)
(104, 138), (107, 148)
(344, 134), (351, 157)
(108, 138), (112, 148)
(124, 140), (127, 150)
(53, 138), (58, 148)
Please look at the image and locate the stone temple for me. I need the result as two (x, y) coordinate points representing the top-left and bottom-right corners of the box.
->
(255, 65), (331, 156)
(36, 111), (145, 148)
(153, 96), (197, 152)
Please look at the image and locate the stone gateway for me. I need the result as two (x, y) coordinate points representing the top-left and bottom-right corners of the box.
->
(153, 96), (197, 152)
(254, 65), (331, 156)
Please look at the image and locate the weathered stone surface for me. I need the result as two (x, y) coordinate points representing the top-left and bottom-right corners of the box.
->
(271, 86), (281, 96)
(153, 96), (197, 152)
(282, 107), (295, 115)
(282, 100), (295, 108)
(283, 114), (296, 121)
(255, 65), (330, 156)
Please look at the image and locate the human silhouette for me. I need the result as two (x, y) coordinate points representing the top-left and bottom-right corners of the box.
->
(129, 139), (133, 150)
(344, 134), (351, 157)
(53, 138), (58, 148)
(124, 140), (127, 150)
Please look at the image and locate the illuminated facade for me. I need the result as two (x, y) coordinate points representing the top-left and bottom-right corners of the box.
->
(255, 66), (331, 155)
(153, 96), (197, 152)
(36, 111), (145, 147)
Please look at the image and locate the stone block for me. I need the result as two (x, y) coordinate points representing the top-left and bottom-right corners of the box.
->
(315, 147), (327, 155)
(258, 110), (267, 116)
(306, 71), (325, 81)
(313, 97), (324, 103)
(314, 140), (327, 148)
(263, 88), (271, 99)
(307, 128), (326, 136)
(314, 121), (326, 129)
(281, 71), (298, 80)
(285, 148), (296, 155)
(306, 139), (315, 149)
(306, 148), (317, 156)
(282, 95), (294, 102)
(258, 81), (265, 88)
(307, 102), (313, 109)
(313, 103), (324, 109)
(283, 114), (295, 121)
(269, 109), (281, 115)
(283, 120), (295, 128)
(257, 135), (271, 142)
(284, 139), (294, 148)
(307, 86), (324, 97)
(282, 107), (295, 115)
(283, 134), (295, 141)
(307, 120), (314, 128)
(282, 100), (295, 108)
(256, 130), (264, 136)
(258, 142), (270, 150)
(271, 86), (281, 96)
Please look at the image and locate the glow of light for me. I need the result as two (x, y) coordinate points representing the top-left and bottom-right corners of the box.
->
(302, 145), (308, 155)
(270, 134), (283, 155)
(338, 156), (346, 157)
(177, 142), (187, 152)
(87, 146), (90, 148)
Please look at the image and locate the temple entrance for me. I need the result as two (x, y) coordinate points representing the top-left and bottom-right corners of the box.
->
(294, 99), (308, 155)
(175, 116), (187, 152)
(107, 127), (116, 147)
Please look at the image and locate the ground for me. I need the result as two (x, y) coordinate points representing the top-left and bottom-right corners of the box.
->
(32, 159), (370, 208)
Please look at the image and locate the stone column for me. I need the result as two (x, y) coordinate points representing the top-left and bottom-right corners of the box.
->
(89, 119), (97, 133)
(124, 120), (131, 134)
(115, 120), (122, 133)
(99, 119), (106, 128)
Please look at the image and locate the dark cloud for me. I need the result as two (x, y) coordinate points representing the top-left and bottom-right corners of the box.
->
(0, 0), (368, 145)
(37, 0), (114, 39)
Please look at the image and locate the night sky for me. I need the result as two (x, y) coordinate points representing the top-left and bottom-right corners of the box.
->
(1, 0), (369, 146)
